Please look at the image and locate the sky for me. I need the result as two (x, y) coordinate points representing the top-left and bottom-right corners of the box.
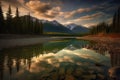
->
(1, 0), (120, 27)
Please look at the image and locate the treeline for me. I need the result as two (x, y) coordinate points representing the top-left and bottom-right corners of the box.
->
(0, 2), (43, 35)
(90, 7), (120, 34)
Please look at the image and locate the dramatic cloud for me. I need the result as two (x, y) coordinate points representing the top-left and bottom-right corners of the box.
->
(74, 12), (105, 22)
(26, 0), (52, 13)
(62, 5), (106, 19)
(62, 12), (106, 27)
(61, 1), (119, 19)
(26, 0), (61, 19)
(83, 23), (98, 27)
(18, 0), (25, 4)
(62, 7), (92, 18)
(2, 0), (24, 7)
(1, 0), (120, 27)
(1, 0), (29, 18)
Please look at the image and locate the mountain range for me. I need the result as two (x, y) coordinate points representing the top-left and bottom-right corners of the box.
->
(26, 15), (89, 34)
(41, 20), (73, 34)
(40, 19), (89, 34)
(66, 23), (89, 34)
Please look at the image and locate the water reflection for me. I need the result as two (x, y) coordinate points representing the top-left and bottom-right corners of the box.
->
(0, 53), (5, 80)
(0, 39), (119, 80)
(83, 41), (120, 80)
(84, 41), (120, 67)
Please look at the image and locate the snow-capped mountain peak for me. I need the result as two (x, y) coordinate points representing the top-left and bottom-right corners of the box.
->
(41, 20), (49, 23)
(50, 20), (61, 26)
(66, 23), (78, 30)
(66, 23), (89, 34)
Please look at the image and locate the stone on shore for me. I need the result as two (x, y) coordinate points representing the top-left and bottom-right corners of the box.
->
(109, 66), (120, 79)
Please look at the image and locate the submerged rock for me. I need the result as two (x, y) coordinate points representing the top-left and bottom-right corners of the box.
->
(66, 67), (74, 75)
(59, 67), (66, 75)
(50, 72), (58, 80)
(82, 74), (96, 80)
(109, 66), (120, 80)
(65, 74), (76, 80)
(73, 67), (83, 77)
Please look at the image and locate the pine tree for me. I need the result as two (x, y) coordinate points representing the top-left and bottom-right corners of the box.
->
(113, 12), (116, 32)
(27, 13), (31, 34)
(14, 7), (21, 33)
(116, 8), (119, 32)
(16, 7), (19, 18)
(0, 2), (4, 33)
(7, 5), (12, 20)
(34, 19), (39, 34)
(112, 7), (120, 33)
(117, 7), (120, 32)
(21, 16), (26, 34)
(6, 5), (12, 33)
(28, 13), (33, 34)
(40, 21), (43, 35)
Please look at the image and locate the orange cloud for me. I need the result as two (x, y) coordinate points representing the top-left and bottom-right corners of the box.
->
(26, 0), (61, 19)
(73, 12), (105, 22)
(62, 7), (92, 18)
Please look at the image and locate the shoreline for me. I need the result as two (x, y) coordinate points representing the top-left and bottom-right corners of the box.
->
(0, 34), (120, 49)
(77, 36), (120, 54)
(77, 36), (120, 44)
(0, 37), (65, 49)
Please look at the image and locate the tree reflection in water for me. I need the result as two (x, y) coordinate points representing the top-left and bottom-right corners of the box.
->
(84, 41), (120, 79)
(0, 53), (5, 80)
(0, 39), (119, 80)
(0, 40), (73, 80)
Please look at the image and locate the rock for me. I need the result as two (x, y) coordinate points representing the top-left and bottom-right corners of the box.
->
(65, 74), (76, 80)
(58, 67), (66, 80)
(73, 68), (83, 77)
(95, 63), (104, 67)
(59, 74), (65, 80)
(66, 67), (74, 75)
(59, 67), (65, 75)
(82, 74), (96, 80)
(97, 74), (105, 79)
(50, 72), (58, 80)
(109, 66), (120, 80)
(40, 73), (50, 78)
(46, 78), (52, 80)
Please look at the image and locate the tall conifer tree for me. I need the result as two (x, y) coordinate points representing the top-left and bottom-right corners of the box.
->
(0, 2), (4, 33)
(14, 7), (20, 33)
(6, 5), (12, 33)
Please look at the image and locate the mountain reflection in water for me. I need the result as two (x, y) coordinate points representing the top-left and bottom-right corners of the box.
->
(0, 39), (120, 80)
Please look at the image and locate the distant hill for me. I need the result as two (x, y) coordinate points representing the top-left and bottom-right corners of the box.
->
(66, 23), (89, 34)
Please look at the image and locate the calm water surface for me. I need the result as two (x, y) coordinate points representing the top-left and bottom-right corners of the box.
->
(0, 39), (119, 80)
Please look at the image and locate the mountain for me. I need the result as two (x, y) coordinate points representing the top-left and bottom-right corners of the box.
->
(42, 20), (73, 34)
(22, 16), (73, 34)
(66, 23), (89, 34)
(66, 24), (77, 30)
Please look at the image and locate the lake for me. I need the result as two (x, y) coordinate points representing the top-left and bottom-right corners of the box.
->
(0, 39), (119, 80)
